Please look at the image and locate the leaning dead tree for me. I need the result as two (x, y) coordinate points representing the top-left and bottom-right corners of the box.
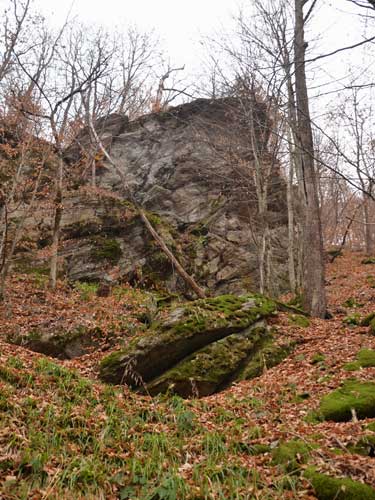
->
(81, 91), (206, 298)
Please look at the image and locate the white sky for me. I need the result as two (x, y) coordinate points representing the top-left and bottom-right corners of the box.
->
(12, 0), (374, 120)
(30, 0), (371, 89)
(33, 0), (236, 70)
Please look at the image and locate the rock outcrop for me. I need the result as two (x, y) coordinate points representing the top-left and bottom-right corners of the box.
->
(17, 97), (289, 295)
(99, 294), (294, 397)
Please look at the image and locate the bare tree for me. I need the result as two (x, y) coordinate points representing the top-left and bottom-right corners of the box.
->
(14, 22), (112, 289)
(293, 0), (326, 317)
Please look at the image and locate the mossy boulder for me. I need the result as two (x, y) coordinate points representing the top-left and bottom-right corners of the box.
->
(360, 311), (375, 326)
(304, 469), (375, 500)
(240, 339), (295, 380)
(348, 433), (375, 456)
(271, 439), (310, 473)
(344, 349), (375, 371)
(288, 314), (310, 328)
(146, 321), (268, 397)
(319, 379), (375, 422)
(9, 326), (105, 360)
(99, 294), (290, 396)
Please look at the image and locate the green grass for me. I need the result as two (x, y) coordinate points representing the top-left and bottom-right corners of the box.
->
(0, 357), (298, 499)
(73, 281), (99, 301)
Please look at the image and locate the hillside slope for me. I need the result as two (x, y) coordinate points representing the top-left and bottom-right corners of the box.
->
(0, 252), (375, 499)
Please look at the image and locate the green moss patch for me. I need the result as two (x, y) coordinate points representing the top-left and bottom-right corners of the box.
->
(240, 340), (295, 380)
(288, 314), (310, 328)
(311, 353), (326, 364)
(343, 314), (361, 326)
(304, 469), (375, 500)
(344, 349), (375, 371)
(271, 440), (310, 473)
(319, 379), (375, 422)
(99, 294), (278, 394)
(90, 237), (122, 263)
(361, 311), (375, 326)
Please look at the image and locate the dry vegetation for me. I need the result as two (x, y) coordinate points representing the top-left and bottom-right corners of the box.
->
(0, 252), (375, 499)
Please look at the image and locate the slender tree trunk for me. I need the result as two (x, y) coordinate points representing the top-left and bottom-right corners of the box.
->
(91, 158), (96, 188)
(247, 95), (271, 295)
(363, 196), (374, 255)
(294, 0), (326, 317)
(286, 139), (297, 293)
(49, 156), (64, 290)
(0, 205), (8, 301)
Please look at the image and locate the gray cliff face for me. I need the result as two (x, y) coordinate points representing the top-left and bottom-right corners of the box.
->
(28, 98), (289, 295)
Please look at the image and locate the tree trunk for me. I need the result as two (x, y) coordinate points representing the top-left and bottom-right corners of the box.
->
(363, 196), (374, 255)
(294, 0), (326, 317)
(286, 141), (297, 294)
(49, 156), (64, 290)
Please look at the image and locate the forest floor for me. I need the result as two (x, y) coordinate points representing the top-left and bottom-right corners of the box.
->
(0, 252), (375, 499)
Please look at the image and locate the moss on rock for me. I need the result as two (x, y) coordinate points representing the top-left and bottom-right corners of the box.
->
(145, 322), (268, 397)
(342, 314), (361, 326)
(319, 379), (375, 422)
(9, 326), (106, 360)
(288, 314), (310, 328)
(348, 433), (375, 456)
(271, 440), (310, 473)
(360, 311), (375, 326)
(344, 349), (375, 371)
(304, 469), (375, 500)
(99, 294), (278, 390)
(240, 339), (295, 380)
(90, 237), (122, 263)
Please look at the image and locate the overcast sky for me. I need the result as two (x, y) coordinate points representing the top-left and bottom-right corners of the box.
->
(15, 0), (375, 117)
(28, 1), (366, 66)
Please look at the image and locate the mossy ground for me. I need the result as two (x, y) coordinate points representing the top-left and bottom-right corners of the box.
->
(271, 439), (311, 473)
(0, 355), (323, 500)
(344, 348), (375, 371)
(319, 379), (375, 421)
(304, 469), (375, 500)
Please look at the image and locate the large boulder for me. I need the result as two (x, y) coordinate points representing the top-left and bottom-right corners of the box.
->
(99, 294), (293, 397)
(16, 97), (289, 296)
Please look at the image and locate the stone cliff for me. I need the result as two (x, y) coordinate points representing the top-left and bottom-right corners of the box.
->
(20, 97), (289, 295)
